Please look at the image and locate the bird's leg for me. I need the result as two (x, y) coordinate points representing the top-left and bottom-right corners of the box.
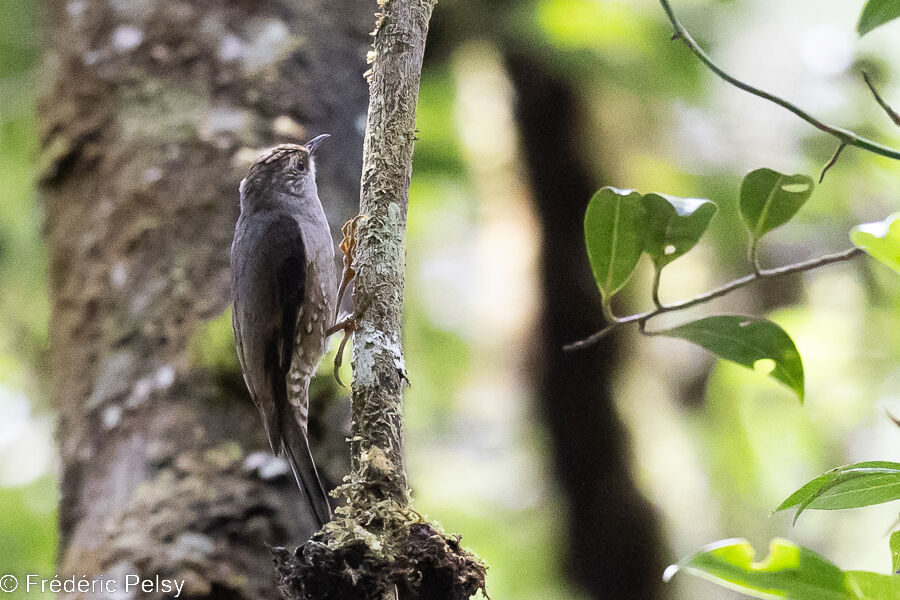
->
(327, 313), (358, 387)
(334, 215), (365, 322)
(329, 215), (365, 386)
(326, 312), (356, 337)
(328, 316), (355, 388)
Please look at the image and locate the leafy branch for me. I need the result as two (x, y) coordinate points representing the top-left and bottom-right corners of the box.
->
(647, 3), (900, 598)
(658, 0), (900, 164)
(566, 1), (900, 399)
(563, 167), (900, 401)
(562, 246), (862, 353)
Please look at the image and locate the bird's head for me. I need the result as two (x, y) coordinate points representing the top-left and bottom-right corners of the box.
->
(239, 134), (330, 211)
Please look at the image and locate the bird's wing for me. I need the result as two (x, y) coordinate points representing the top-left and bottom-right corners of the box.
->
(231, 213), (306, 452)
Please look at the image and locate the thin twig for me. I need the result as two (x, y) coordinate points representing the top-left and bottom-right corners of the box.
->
(863, 71), (900, 127)
(563, 247), (863, 352)
(659, 0), (900, 161)
(819, 142), (846, 183)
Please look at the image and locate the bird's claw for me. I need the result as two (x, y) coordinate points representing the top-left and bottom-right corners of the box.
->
(328, 313), (356, 388)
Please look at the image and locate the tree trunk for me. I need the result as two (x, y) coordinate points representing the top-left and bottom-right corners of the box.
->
(425, 4), (668, 596)
(39, 0), (370, 596)
(504, 52), (668, 600)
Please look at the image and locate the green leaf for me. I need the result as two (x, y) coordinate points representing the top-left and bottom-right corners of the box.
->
(777, 462), (900, 511)
(843, 571), (900, 600)
(890, 531), (900, 574)
(658, 315), (804, 401)
(584, 187), (647, 298)
(664, 538), (900, 600)
(858, 0), (900, 36)
(851, 213), (900, 273)
(739, 168), (814, 241)
(641, 193), (717, 269)
(775, 462), (900, 523)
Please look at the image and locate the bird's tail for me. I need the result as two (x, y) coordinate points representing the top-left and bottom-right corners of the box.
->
(280, 414), (332, 529)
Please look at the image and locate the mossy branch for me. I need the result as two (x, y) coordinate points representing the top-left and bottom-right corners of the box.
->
(275, 2), (488, 599)
(350, 0), (436, 510)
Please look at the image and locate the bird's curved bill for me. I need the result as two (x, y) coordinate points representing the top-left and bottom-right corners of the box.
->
(305, 134), (331, 155)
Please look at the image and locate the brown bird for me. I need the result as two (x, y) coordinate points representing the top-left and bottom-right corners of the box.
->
(230, 135), (336, 528)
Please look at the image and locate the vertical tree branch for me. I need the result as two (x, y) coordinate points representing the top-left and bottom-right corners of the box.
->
(275, 3), (486, 599)
(350, 0), (436, 506)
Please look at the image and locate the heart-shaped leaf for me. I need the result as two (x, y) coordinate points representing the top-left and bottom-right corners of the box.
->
(584, 187), (647, 298)
(664, 538), (900, 600)
(776, 462), (900, 523)
(658, 315), (804, 401)
(740, 168), (814, 241)
(858, 0), (900, 36)
(851, 213), (900, 273)
(642, 193), (717, 269)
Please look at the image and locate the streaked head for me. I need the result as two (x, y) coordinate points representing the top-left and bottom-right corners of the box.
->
(239, 134), (330, 210)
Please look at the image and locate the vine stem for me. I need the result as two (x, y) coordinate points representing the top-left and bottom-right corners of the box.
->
(819, 142), (847, 183)
(748, 236), (761, 276)
(651, 267), (663, 309)
(658, 0), (900, 162)
(863, 71), (900, 127)
(563, 246), (863, 353)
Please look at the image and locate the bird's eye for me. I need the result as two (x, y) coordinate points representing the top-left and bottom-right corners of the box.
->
(294, 159), (306, 173)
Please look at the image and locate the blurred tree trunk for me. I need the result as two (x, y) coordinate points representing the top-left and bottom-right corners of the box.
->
(426, 3), (667, 597)
(39, 0), (369, 597)
(504, 53), (666, 600)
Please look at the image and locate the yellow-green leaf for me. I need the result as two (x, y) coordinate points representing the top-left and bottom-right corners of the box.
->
(665, 538), (900, 600)
(890, 531), (900, 574)
(851, 213), (900, 273)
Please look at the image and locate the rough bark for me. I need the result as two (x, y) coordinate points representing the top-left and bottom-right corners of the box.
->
(504, 51), (667, 600)
(349, 0), (433, 509)
(271, 3), (486, 599)
(40, 0), (370, 597)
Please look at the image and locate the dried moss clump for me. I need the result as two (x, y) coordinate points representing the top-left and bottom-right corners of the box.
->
(272, 501), (487, 600)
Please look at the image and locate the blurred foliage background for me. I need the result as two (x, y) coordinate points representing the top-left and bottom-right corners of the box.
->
(2, 0), (899, 599)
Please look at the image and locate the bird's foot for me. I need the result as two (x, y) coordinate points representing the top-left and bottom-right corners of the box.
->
(330, 216), (365, 388)
(326, 312), (356, 337)
(327, 312), (357, 388)
(334, 215), (366, 321)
